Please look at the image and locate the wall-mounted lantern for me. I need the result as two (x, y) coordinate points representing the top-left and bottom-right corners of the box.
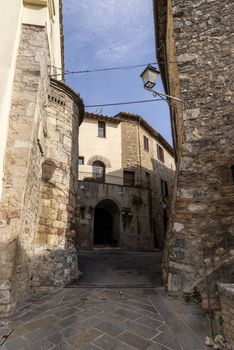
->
(140, 65), (182, 102)
(140, 65), (160, 89)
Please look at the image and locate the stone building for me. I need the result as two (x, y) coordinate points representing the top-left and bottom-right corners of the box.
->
(0, 0), (84, 322)
(153, 0), (234, 301)
(77, 112), (175, 251)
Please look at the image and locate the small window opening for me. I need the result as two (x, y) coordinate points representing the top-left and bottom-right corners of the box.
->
(157, 144), (165, 163)
(161, 179), (168, 197)
(144, 135), (149, 151)
(79, 157), (84, 165)
(98, 121), (106, 138)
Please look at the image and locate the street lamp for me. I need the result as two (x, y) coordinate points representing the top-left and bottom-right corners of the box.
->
(140, 65), (160, 89)
(140, 65), (182, 102)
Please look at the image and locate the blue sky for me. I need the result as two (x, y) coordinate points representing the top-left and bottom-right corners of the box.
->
(62, 0), (172, 144)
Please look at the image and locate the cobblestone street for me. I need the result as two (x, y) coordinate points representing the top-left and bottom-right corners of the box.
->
(0, 252), (209, 350)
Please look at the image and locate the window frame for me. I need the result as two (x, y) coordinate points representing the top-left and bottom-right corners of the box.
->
(157, 144), (165, 163)
(78, 156), (84, 165)
(144, 171), (150, 187)
(161, 179), (168, 197)
(123, 170), (135, 187)
(98, 121), (106, 138)
(143, 135), (149, 151)
(92, 160), (105, 183)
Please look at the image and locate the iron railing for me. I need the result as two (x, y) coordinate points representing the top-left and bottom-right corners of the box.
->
(78, 171), (122, 184)
(78, 171), (151, 188)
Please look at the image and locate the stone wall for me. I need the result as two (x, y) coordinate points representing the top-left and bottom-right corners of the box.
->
(0, 25), (84, 322)
(0, 24), (49, 321)
(30, 79), (84, 291)
(218, 284), (234, 345)
(121, 116), (175, 248)
(154, 0), (234, 294)
(121, 120), (140, 178)
(77, 181), (154, 251)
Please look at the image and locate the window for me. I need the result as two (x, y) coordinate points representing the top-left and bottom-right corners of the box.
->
(123, 171), (135, 186)
(145, 172), (150, 187)
(144, 135), (149, 151)
(78, 157), (84, 165)
(161, 179), (168, 197)
(98, 121), (106, 138)
(92, 161), (105, 182)
(157, 144), (165, 163)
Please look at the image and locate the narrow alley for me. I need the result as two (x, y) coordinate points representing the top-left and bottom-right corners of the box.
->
(1, 252), (208, 350)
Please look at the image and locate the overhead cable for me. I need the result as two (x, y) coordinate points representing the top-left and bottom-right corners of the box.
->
(50, 62), (158, 77)
(85, 98), (163, 108)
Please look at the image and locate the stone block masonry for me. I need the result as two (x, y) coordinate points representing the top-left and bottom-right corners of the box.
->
(0, 24), (84, 323)
(0, 24), (50, 322)
(218, 284), (234, 345)
(121, 116), (175, 249)
(32, 79), (84, 291)
(154, 0), (234, 294)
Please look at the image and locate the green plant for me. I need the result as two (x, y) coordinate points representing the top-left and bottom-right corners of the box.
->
(83, 177), (95, 182)
(219, 315), (224, 327)
(184, 293), (193, 303)
(132, 195), (143, 206)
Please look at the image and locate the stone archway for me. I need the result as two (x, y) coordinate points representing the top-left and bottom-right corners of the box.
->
(93, 199), (120, 247)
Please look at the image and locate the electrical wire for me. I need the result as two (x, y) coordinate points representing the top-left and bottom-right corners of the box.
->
(85, 98), (163, 108)
(50, 60), (178, 74)
(50, 62), (158, 77)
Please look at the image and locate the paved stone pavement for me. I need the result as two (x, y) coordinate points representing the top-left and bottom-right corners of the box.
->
(76, 251), (163, 288)
(0, 287), (209, 350)
(0, 252), (209, 349)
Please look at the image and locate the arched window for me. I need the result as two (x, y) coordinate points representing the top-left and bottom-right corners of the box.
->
(92, 161), (105, 183)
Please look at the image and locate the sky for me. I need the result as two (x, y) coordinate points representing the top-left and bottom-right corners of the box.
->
(62, 0), (172, 144)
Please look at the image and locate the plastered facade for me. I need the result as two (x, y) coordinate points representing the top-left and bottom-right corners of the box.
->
(79, 115), (123, 183)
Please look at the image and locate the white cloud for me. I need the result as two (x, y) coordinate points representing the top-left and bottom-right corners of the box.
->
(63, 0), (154, 64)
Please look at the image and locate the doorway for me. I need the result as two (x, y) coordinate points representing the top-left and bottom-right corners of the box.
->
(94, 208), (113, 245)
(93, 199), (119, 247)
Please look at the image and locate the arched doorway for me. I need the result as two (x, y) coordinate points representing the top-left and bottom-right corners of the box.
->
(92, 160), (105, 183)
(94, 199), (119, 247)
